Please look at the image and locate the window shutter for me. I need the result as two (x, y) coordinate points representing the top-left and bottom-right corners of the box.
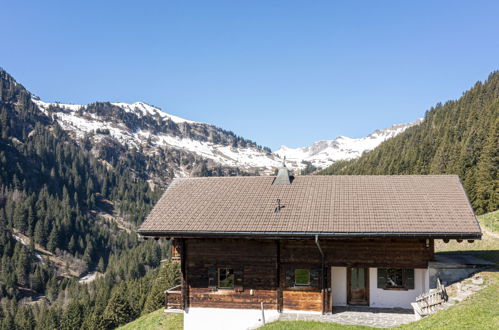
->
(208, 266), (217, 289)
(406, 269), (415, 290)
(234, 268), (244, 292)
(285, 269), (295, 287)
(310, 268), (321, 287)
(377, 268), (386, 289)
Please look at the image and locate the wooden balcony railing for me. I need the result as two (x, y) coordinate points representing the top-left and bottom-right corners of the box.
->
(164, 284), (183, 312)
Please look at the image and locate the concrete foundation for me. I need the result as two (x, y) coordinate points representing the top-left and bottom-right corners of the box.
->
(429, 253), (495, 288)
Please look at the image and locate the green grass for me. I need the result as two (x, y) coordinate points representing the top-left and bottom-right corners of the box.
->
(117, 310), (183, 330)
(480, 210), (499, 232)
(397, 272), (499, 330)
(435, 210), (499, 265)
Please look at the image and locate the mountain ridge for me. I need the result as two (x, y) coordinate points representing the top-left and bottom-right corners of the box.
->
(276, 119), (422, 169)
(31, 98), (417, 177)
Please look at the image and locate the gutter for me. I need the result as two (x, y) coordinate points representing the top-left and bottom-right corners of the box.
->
(138, 230), (482, 240)
(315, 235), (326, 315)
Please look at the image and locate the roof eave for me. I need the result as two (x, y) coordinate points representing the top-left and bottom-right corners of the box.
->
(137, 230), (482, 240)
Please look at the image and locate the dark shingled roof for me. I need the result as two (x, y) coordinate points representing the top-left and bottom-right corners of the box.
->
(138, 175), (482, 239)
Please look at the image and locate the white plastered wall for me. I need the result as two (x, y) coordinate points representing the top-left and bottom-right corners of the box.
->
(369, 268), (429, 308)
(184, 307), (280, 330)
(332, 267), (429, 308)
(331, 266), (348, 306)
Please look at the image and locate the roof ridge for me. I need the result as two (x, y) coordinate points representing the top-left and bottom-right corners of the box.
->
(170, 174), (460, 181)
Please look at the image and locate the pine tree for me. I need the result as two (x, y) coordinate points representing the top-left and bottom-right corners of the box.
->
(47, 226), (59, 253)
(60, 301), (84, 330)
(14, 307), (35, 330)
(33, 220), (46, 247)
(97, 257), (105, 273)
(15, 247), (30, 287)
(143, 261), (180, 314)
(102, 283), (136, 328)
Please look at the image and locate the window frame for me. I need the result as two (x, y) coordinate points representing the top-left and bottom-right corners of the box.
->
(378, 268), (414, 291)
(217, 267), (235, 289)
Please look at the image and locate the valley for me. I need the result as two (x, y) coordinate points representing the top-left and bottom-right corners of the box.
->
(0, 67), (497, 329)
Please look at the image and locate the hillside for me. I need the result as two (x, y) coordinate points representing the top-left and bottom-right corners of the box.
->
(0, 68), (180, 328)
(33, 99), (276, 187)
(319, 72), (499, 215)
(117, 310), (182, 330)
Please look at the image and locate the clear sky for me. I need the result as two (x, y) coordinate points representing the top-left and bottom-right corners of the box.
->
(2, 1), (498, 150)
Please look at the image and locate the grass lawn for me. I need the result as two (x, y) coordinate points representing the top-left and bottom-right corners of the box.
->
(396, 271), (498, 329)
(480, 210), (499, 232)
(117, 310), (183, 330)
(435, 210), (499, 265)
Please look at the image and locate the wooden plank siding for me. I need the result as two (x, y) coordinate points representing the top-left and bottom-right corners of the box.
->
(282, 290), (322, 311)
(281, 239), (433, 268)
(183, 238), (434, 312)
(186, 239), (279, 309)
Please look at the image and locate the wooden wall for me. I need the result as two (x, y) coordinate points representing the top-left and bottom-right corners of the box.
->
(281, 238), (433, 268)
(183, 237), (434, 312)
(186, 239), (279, 309)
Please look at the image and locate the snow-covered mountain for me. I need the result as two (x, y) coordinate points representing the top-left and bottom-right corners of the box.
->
(33, 100), (282, 184)
(276, 120), (423, 169)
(32, 98), (421, 181)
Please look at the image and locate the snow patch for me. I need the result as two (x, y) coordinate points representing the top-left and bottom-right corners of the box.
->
(79, 271), (100, 284)
(111, 102), (197, 124)
(276, 120), (423, 169)
(32, 96), (423, 174)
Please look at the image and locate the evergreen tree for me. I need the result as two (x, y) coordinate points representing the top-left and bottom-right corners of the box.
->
(102, 283), (136, 328)
(143, 261), (180, 314)
(14, 307), (35, 330)
(60, 301), (84, 330)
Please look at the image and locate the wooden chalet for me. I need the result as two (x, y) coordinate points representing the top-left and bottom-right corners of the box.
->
(138, 166), (481, 330)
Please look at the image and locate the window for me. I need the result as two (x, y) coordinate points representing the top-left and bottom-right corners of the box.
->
(294, 269), (311, 286)
(385, 269), (403, 288)
(218, 268), (234, 288)
(285, 268), (320, 288)
(208, 267), (243, 290)
(377, 268), (414, 290)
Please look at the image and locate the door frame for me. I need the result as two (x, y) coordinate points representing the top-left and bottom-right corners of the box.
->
(347, 267), (369, 306)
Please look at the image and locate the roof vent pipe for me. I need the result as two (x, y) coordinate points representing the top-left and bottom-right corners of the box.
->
(275, 199), (282, 213)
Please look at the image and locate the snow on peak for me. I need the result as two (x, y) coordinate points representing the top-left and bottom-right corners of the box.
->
(32, 97), (282, 173)
(33, 99), (197, 125)
(32, 95), (422, 175)
(110, 101), (197, 124)
(276, 119), (422, 169)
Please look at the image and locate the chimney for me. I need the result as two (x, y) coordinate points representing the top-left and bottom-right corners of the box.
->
(273, 158), (291, 185)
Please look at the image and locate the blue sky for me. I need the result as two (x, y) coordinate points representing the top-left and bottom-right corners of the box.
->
(2, 1), (498, 150)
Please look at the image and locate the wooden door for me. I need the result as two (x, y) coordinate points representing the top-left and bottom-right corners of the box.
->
(347, 267), (369, 305)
